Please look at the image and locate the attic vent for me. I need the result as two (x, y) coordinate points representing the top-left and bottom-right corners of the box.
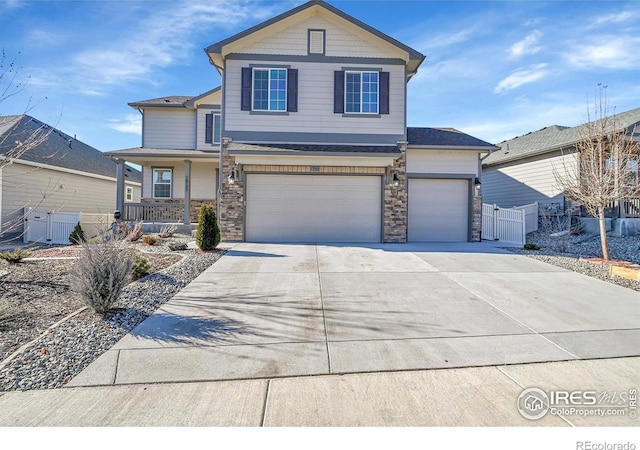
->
(308, 29), (325, 55)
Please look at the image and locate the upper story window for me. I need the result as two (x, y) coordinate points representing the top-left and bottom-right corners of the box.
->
(334, 70), (389, 115)
(241, 67), (298, 113)
(345, 71), (378, 114)
(253, 68), (287, 111)
(205, 113), (221, 144)
(152, 168), (172, 199)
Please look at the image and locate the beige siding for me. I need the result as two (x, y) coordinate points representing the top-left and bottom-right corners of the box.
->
(142, 161), (217, 199)
(124, 182), (141, 203)
(196, 107), (221, 151)
(1, 163), (118, 229)
(482, 151), (577, 208)
(224, 59), (405, 140)
(143, 108), (196, 149)
(240, 15), (395, 59)
(406, 149), (479, 175)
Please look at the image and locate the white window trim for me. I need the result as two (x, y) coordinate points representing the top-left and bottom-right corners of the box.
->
(125, 186), (134, 202)
(344, 70), (379, 115)
(152, 168), (172, 199)
(252, 68), (288, 112)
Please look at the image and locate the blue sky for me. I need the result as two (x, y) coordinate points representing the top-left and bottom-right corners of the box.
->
(1, 0), (639, 151)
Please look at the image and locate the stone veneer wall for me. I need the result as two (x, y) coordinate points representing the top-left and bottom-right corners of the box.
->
(472, 195), (482, 242)
(383, 142), (407, 243)
(218, 145), (244, 241)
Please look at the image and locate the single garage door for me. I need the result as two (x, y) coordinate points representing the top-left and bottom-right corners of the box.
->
(408, 178), (469, 242)
(246, 174), (382, 243)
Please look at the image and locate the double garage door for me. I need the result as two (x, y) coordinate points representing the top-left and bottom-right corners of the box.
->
(246, 174), (382, 243)
(245, 174), (470, 243)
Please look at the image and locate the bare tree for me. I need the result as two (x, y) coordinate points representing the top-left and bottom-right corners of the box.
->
(554, 85), (640, 260)
(0, 49), (55, 239)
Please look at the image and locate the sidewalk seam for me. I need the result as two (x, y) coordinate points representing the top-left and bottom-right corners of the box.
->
(112, 350), (121, 385)
(261, 379), (272, 427)
(496, 365), (575, 427)
(316, 245), (332, 374)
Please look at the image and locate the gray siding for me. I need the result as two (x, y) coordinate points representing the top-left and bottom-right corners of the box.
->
(407, 149), (479, 175)
(196, 107), (221, 151)
(224, 58), (405, 143)
(1, 163), (122, 229)
(143, 108), (196, 149)
(482, 151), (577, 209)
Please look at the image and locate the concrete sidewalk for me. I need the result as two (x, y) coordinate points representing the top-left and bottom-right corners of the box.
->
(0, 357), (637, 426)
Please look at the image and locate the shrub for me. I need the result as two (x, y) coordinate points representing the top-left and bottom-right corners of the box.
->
(131, 250), (151, 280)
(71, 236), (133, 313)
(68, 222), (86, 244)
(158, 224), (178, 238)
(87, 236), (102, 244)
(524, 242), (540, 250)
(0, 247), (31, 263)
(195, 204), (220, 251)
(143, 235), (156, 246)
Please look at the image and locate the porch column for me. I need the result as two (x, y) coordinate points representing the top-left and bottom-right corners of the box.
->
(115, 158), (125, 216)
(184, 159), (192, 225)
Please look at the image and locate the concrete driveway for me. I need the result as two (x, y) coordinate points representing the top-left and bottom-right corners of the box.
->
(69, 243), (640, 387)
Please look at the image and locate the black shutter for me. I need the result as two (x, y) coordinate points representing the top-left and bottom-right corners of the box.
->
(334, 70), (345, 114)
(205, 113), (213, 143)
(379, 71), (389, 115)
(241, 67), (252, 111)
(287, 68), (298, 112)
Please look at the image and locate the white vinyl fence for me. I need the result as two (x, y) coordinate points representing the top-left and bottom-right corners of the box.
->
(514, 202), (539, 234)
(482, 203), (527, 245)
(23, 209), (82, 245)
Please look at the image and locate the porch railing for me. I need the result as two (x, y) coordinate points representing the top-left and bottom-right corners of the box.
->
(622, 197), (640, 218)
(122, 203), (185, 222)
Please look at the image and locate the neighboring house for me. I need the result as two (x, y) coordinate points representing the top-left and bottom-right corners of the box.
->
(482, 106), (640, 218)
(108, 0), (496, 243)
(0, 114), (142, 236)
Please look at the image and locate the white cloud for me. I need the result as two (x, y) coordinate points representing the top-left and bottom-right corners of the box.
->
(39, 1), (285, 95)
(509, 30), (542, 59)
(493, 63), (548, 94)
(107, 114), (142, 135)
(589, 10), (636, 28)
(566, 36), (640, 70)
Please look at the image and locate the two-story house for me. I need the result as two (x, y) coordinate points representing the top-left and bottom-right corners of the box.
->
(107, 0), (496, 243)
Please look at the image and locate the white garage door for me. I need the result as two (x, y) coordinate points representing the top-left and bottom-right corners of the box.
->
(246, 174), (382, 243)
(408, 178), (469, 242)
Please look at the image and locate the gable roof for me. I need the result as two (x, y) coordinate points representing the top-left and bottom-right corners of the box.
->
(205, 0), (424, 76)
(0, 115), (142, 183)
(484, 106), (640, 166)
(407, 127), (498, 150)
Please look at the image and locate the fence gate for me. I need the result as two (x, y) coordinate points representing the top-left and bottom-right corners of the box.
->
(23, 209), (81, 245)
(482, 204), (526, 245)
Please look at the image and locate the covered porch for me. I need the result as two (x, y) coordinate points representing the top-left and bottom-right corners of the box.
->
(106, 148), (219, 225)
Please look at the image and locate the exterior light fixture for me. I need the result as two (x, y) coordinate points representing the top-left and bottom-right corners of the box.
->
(474, 177), (481, 195)
(392, 171), (400, 187)
(228, 168), (236, 185)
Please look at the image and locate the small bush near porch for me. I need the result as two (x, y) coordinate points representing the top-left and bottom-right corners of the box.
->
(195, 204), (220, 251)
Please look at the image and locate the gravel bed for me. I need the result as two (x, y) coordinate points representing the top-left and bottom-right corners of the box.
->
(509, 232), (640, 292)
(0, 243), (225, 392)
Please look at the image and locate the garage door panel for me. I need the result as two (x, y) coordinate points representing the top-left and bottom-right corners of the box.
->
(409, 178), (469, 242)
(246, 174), (382, 243)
